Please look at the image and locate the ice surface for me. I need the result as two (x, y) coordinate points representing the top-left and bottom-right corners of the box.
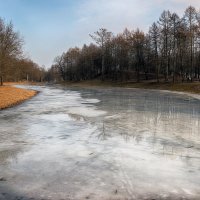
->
(67, 107), (106, 117)
(0, 85), (200, 199)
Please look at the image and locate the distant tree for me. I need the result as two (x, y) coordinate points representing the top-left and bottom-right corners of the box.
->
(129, 29), (145, 82)
(122, 28), (132, 71)
(149, 22), (160, 82)
(170, 13), (181, 82)
(158, 10), (172, 81)
(45, 64), (61, 82)
(54, 53), (66, 81)
(0, 18), (23, 85)
(109, 34), (127, 80)
(65, 47), (80, 81)
(90, 28), (113, 80)
(184, 6), (198, 81)
(78, 44), (101, 80)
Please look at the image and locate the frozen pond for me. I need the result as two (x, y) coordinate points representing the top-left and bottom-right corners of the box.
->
(0, 85), (200, 200)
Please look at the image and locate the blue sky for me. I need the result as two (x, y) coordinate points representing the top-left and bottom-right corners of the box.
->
(0, 0), (199, 68)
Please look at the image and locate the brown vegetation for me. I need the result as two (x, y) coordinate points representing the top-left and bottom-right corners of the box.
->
(0, 85), (37, 110)
(0, 18), (46, 86)
(63, 79), (200, 94)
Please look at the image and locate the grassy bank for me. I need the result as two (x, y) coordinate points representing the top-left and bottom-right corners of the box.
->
(63, 80), (200, 94)
(1, 80), (199, 111)
(0, 84), (37, 110)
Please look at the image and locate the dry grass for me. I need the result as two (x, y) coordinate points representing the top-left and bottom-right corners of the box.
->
(121, 81), (200, 94)
(62, 80), (200, 94)
(0, 85), (37, 110)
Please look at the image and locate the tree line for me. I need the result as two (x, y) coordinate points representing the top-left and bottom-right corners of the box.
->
(0, 18), (45, 85)
(51, 6), (200, 83)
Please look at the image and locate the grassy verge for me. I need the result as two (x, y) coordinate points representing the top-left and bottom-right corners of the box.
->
(0, 84), (37, 110)
(62, 80), (200, 94)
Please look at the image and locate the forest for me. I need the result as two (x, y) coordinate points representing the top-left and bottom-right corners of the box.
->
(1, 6), (200, 85)
(0, 18), (45, 85)
(50, 6), (200, 83)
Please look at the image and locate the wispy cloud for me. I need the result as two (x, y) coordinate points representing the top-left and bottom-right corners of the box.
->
(74, 0), (200, 33)
(67, 0), (200, 51)
(75, 0), (153, 33)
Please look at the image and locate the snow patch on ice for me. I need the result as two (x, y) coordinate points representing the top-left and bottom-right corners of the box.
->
(84, 98), (100, 104)
(67, 107), (106, 117)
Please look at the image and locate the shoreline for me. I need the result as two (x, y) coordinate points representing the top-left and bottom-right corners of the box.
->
(1, 80), (200, 111)
(61, 79), (200, 93)
(0, 84), (38, 110)
(59, 80), (200, 102)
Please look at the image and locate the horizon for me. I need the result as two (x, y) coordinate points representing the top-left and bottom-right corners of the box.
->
(0, 0), (200, 68)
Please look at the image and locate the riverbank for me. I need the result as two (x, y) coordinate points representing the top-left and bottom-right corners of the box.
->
(0, 84), (37, 110)
(62, 80), (200, 94)
(1, 80), (200, 111)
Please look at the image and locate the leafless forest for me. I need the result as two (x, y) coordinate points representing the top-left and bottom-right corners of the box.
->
(48, 6), (200, 84)
(1, 6), (200, 85)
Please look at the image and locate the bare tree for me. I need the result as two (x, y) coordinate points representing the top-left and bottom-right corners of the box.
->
(90, 28), (113, 80)
(0, 18), (23, 85)
(170, 13), (181, 83)
(158, 10), (172, 82)
(51, 6), (200, 84)
(184, 6), (198, 81)
(54, 54), (66, 81)
(129, 29), (145, 82)
(149, 22), (160, 82)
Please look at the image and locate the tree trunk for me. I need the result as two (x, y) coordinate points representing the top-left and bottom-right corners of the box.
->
(101, 54), (105, 81)
(0, 76), (3, 86)
(137, 64), (140, 83)
(156, 64), (159, 83)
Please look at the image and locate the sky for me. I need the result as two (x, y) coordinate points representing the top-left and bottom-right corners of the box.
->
(0, 0), (200, 68)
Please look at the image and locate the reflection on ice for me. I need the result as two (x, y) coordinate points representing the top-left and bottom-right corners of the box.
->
(0, 85), (200, 199)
